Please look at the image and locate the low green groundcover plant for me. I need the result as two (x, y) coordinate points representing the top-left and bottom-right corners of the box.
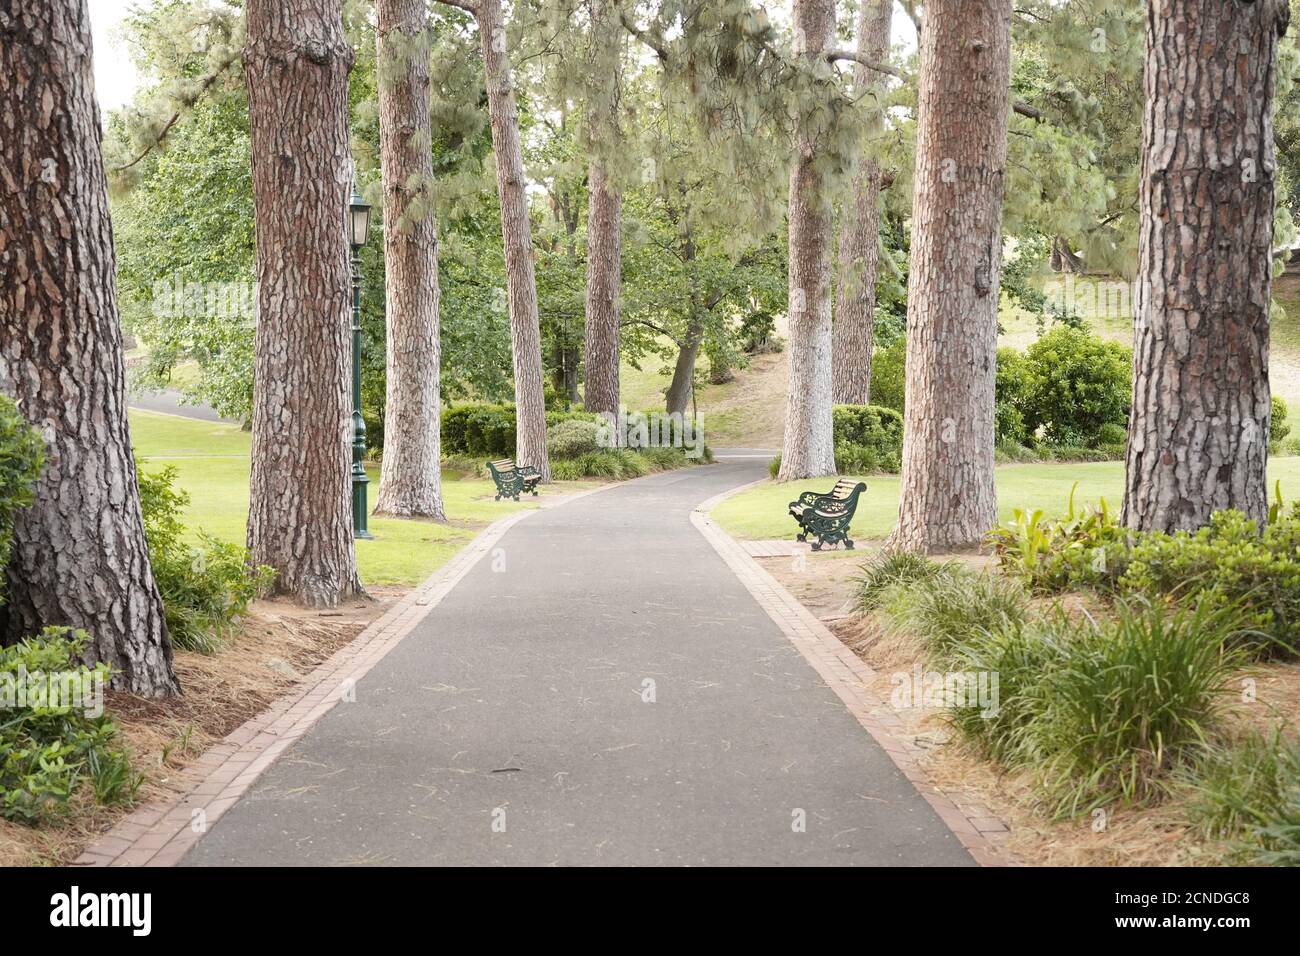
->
(0, 629), (140, 824)
(880, 564), (1029, 664)
(138, 465), (274, 654)
(1186, 730), (1300, 864)
(878, 562), (1248, 819)
(987, 483), (1130, 593)
(853, 550), (948, 613)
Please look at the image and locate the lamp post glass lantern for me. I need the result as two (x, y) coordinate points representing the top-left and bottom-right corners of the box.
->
(349, 181), (373, 540)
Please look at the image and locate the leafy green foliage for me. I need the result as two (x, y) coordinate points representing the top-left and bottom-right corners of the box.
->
(880, 560), (1249, 819)
(876, 328), (1130, 456)
(738, 310), (783, 354)
(993, 486), (1300, 660)
(988, 483), (1129, 592)
(1009, 599), (1246, 817)
(138, 466), (274, 654)
(1120, 508), (1300, 659)
(1018, 326), (1132, 446)
(868, 340), (907, 413)
(0, 629), (139, 824)
(0, 396), (44, 603)
(546, 418), (603, 459)
(1272, 396), (1292, 454)
(548, 447), (700, 481)
(994, 347), (1031, 445)
(442, 404), (600, 459)
(832, 404), (904, 474)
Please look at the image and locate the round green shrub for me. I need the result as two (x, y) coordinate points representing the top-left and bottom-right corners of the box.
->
(1271, 396), (1290, 454)
(1021, 327), (1131, 447)
(1098, 422), (1128, 446)
(546, 418), (603, 459)
(995, 347), (1032, 445)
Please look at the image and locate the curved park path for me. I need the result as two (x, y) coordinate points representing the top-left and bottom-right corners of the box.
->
(179, 459), (975, 866)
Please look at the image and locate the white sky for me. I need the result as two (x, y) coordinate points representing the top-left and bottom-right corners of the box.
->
(87, 0), (917, 115)
(89, 0), (142, 112)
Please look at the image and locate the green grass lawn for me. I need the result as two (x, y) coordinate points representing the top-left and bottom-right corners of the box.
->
(712, 458), (1300, 541)
(130, 409), (597, 586)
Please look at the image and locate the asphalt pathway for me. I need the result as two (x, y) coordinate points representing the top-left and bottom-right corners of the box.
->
(182, 461), (973, 866)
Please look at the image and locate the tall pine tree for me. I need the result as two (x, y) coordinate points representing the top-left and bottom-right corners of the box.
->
(244, 0), (364, 606)
(0, 0), (179, 695)
(373, 0), (447, 519)
(891, 1), (1013, 552)
(1123, 0), (1290, 531)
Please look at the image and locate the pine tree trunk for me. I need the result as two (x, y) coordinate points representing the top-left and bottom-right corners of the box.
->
(0, 0), (178, 696)
(373, 0), (446, 520)
(778, 0), (838, 481)
(890, 0), (1011, 552)
(584, 163), (622, 417)
(1123, 0), (1287, 532)
(476, 0), (550, 479)
(582, 0), (622, 419)
(832, 0), (892, 406)
(244, 0), (364, 606)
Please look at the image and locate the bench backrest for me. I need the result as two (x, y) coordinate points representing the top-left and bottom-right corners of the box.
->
(490, 458), (517, 473)
(830, 479), (860, 500)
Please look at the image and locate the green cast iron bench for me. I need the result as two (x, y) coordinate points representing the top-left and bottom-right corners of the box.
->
(486, 458), (541, 501)
(788, 478), (868, 550)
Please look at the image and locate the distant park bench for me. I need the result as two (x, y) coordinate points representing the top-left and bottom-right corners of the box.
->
(486, 458), (541, 501)
(788, 478), (867, 550)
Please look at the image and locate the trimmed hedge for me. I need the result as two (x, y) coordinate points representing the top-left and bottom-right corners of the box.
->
(770, 403), (904, 476)
(442, 403), (599, 458)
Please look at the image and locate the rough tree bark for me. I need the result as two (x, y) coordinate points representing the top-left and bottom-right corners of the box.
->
(476, 0), (550, 479)
(1123, 0), (1288, 532)
(890, 0), (1012, 552)
(244, 0), (364, 606)
(0, 0), (179, 696)
(373, 0), (446, 519)
(583, 0), (622, 421)
(832, 0), (892, 406)
(777, 0), (838, 481)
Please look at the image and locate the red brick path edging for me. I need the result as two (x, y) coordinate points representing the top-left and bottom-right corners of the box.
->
(74, 486), (612, 868)
(691, 483), (1018, 867)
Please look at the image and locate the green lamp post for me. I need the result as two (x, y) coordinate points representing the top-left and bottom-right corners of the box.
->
(348, 180), (374, 540)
